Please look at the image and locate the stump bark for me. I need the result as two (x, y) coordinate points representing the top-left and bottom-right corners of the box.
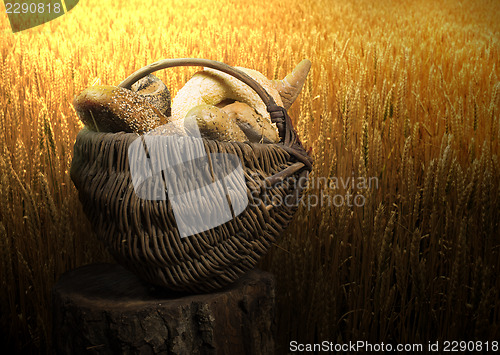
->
(52, 264), (275, 355)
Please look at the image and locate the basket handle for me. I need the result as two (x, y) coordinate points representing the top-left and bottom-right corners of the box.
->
(118, 58), (278, 107)
(118, 58), (312, 169)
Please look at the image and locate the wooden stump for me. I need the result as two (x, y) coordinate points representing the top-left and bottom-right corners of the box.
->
(52, 264), (275, 355)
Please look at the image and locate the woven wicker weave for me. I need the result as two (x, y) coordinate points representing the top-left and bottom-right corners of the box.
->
(70, 59), (313, 292)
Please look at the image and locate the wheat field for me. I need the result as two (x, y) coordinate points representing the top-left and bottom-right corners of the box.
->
(0, 0), (499, 352)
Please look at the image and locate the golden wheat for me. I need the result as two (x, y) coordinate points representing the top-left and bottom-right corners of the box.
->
(0, 0), (499, 352)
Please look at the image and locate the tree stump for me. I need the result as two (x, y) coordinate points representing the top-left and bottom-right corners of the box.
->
(52, 263), (275, 354)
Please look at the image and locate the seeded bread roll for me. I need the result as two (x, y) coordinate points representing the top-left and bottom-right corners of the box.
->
(131, 74), (171, 116)
(74, 85), (170, 134)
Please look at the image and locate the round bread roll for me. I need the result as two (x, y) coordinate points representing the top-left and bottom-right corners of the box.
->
(183, 104), (247, 142)
(221, 101), (279, 143)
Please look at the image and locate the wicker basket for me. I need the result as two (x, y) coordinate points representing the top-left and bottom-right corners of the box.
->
(70, 58), (313, 292)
